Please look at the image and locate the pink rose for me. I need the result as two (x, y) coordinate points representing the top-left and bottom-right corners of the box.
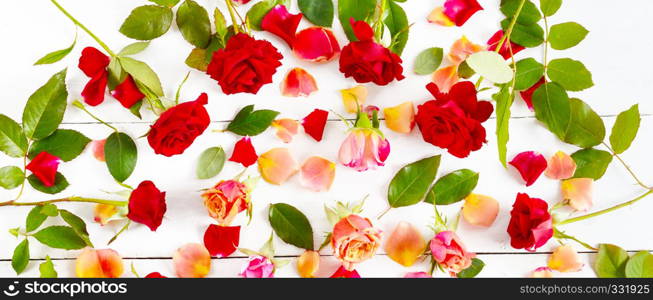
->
(429, 231), (475, 275)
(240, 255), (274, 278)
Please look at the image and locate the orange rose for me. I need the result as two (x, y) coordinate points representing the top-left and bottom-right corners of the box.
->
(331, 214), (381, 270)
(201, 179), (250, 226)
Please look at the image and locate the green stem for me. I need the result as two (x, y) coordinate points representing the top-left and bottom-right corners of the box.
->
(602, 142), (650, 190)
(373, 0), (388, 42)
(557, 189), (653, 225)
(225, 0), (240, 34)
(50, 0), (116, 57)
(377, 206), (391, 219)
(72, 100), (118, 132)
(13, 152), (29, 201)
(543, 15), (550, 70)
(0, 196), (128, 208)
(554, 229), (597, 251)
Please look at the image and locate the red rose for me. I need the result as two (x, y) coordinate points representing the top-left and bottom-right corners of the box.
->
(507, 193), (553, 251)
(127, 181), (167, 231)
(415, 81), (493, 158)
(147, 93), (210, 157)
(206, 33), (283, 94)
(339, 19), (404, 86)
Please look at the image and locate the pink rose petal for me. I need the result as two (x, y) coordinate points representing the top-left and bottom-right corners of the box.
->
(258, 148), (299, 185)
(509, 151), (547, 186)
(544, 151), (576, 180)
(300, 156), (336, 192)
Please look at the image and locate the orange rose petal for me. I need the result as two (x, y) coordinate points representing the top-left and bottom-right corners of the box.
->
(561, 178), (593, 211)
(173, 243), (211, 278)
(90, 139), (106, 162)
(544, 151), (577, 180)
(76, 248), (124, 278)
(432, 65), (459, 93)
(383, 101), (415, 134)
(299, 156), (336, 192)
(297, 250), (320, 278)
(462, 194), (499, 227)
(548, 245), (584, 273)
(384, 221), (426, 267)
(271, 118), (299, 143)
(530, 267), (554, 278)
(281, 68), (318, 97)
(340, 85), (367, 113)
(448, 36), (485, 65)
(258, 148), (299, 185)
(94, 203), (119, 225)
(427, 7), (455, 26)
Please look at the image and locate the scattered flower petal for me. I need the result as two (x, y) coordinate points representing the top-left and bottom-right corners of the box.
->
(330, 265), (361, 278)
(545, 151), (577, 180)
(405, 271), (431, 278)
(258, 148), (299, 185)
(261, 5), (302, 47)
(78, 47), (110, 106)
(383, 101), (415, 134)
(449, 36), (485, 65)
(429, 0), (483, 27)
(530, 267), (554, 278)
(202, 179), (251, 226)
(94, 204), (118, 225)
(302, 109), (329, 142)
(173, 243), (211, 278)
(432, 65), (459, 93)
(203, 224), (240, 258)
(26, 152), (61, 187)
(240, 255), (275, 278)
(509, 151), (547, 186)
(300, 156), (336, 192)
(126, 181), (167, 231)
(548, 245), (584, 273)
(281, 68), (318, 97)
(462, 194), (499, 227)
(561, 178), (593, 211)
(229, 137), (258, 167)
(384, 221), (426, 267)
(90, 139), (106, 162)
(520, 77), (545, 110)
(145, 272), (167, 278)
(487, 30), (525, 59)
(75, 248), (124, 278)
(340, 85), (367, 113)
(297, 250), (320, 278)
(293, 27), (341, 62)
(271, 118), (299, 143)
(111, 75), (145, 109)
(427, 7), (455, 26)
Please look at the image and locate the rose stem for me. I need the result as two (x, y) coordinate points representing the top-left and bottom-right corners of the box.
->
(50, 0), (116, 57)
(557, 189), (653, 225)
(71, 100), (118, 132)
(225, 0), (240, 34)
(602, 142), (651, 190)
(0, 196), (128, 208)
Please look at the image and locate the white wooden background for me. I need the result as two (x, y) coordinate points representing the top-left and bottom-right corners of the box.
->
(1, 0), (652, 278)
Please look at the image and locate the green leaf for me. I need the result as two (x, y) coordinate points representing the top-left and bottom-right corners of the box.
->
(227, 105), (280, 136)
(457, 61), (475, 79)
(34, 36), (76, 65)
(299, 0), (334, 27)
(119, 5), (173, 40)
(26, 206), (48, 232)
(118, 41), (151, 56)
(562, 98), (605, 148)
(204, 35), (226, 63)
(625, 251), (653, 278)
(28, 129), (91, 162)
(539, 0), (562, 16)
(12, 239), (29, 275)
(547, 58), (594, 91)
(39, 256), (58, 278)
(107, 58), (127, 91)
(40, 204), (59, 217)
(214, 8), (228, 40)
(500, 0), (541, 25)
(149, 0), (180, 7)
(28, 173), (69, 194)
(59, 209), (93, 247)
(514, 58), (545, 91)
(104, 132), (138, 183)
(425, 169), (479, 205)
(196, 147), (226, 179)
(119, 57), (164, 97)
(0, 166), (24, 190)
(594, 244), (629, 278)
(0, 114), (28, 158)
(269, 203), (314, 250)
(532, 82), (571, 139)
(571, 148), (613, 180)
(246, 0), (289, 31)
(185, 48), (209, 72)
(388, 155), (441, 208)
(384, 0), (409, 56)
(22, 69), (68, 140)
(413, 47), (443, 75)
(549, 22), (589, 50)
(176, 0), (212, 48)
(610, 104), (640, 154)
(33, 226), (87, 250)
(457, 258), (485, 278)
(466, 51), (513, 84)
(501, 18), (544, 47)
(494, 86), (514, 167)
(338, 0), (377, 41)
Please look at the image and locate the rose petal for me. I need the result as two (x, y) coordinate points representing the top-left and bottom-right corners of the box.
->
(145, 272), (167, 278)
(383, 101), (415, 134)
(94, 204), (118, 225)
(240, 255), (275, 278)
(448, 36), (485, 65)
(462, 194), (500, 227)
(330, 265), (361, 278)
(173, 243), (211, 278)
(384, 221), (426, 267)
(520, 77), (545, 110)
(26, 152), (61, 187)
(281, 68), (318, 97)
(544, 151), (577, 180)
(111, 75), (145, 109)
(427, 7), (455, 26)
(203, 224), (240, 258)
(405, 272), (431, 278)
(299, 156), (336, 192)
(271, 118), (299, 143)
(79, 47), (110, 77)
(350, 18), (374, 41)
(297, 250), (320, 278)
(81, 72), (109, 106)
(76, 248), (124, 278)
(261, 5), (302, 46)
(561, 178), (593, 211)
(509, 151), (548, 186)
(487, 30), (525, 59)
(548, 245), (584, 273)
(293, 27), (341, 62)
(126, 181), (167, 231)
(302, 109), (329, 141)
(432, 65), (459, 93)
(442, 0), (483, 26)
(90, 139), (106, 162)
(340, 85), (367, 113)
(530, 267), (554, 278)
(258, 148), (299, 185)
(229, 137), (258, 167)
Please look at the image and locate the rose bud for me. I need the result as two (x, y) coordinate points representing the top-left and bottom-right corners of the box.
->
(293, 27), (341, 62)
(331, 214), (382, 270)
(548, 245), (584, 273)
(338, 110), (391, 172)
(384, 222), (426, 267)
(201, 179), (251, 226)
(507, 193), (553, 251)
(75, 248), (124, 278)
(173, 243), (211, 278)
(240, 255), (275, 278)
(297, 250), (320, 278)
(127, 181), (167, 231)
(429, 231), (475, 276)
(25, 152), (61, 187)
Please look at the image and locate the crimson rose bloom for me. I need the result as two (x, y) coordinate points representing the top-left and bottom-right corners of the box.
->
(206, 33), (283, 94)
(339, 19), (404, 86)
(415, 81), (493, 158)
(127, 181), (167, 231)
(507, 193), (553, 251)
(147, 93), (210, 157)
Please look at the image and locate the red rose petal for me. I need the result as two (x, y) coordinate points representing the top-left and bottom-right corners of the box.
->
(509, 151), (548, 186)
(349, 18), (374, 41)
(292, 27), (341, 62)
(145, 272), (167, 278)
(126, 181), (167, 231)
(81, 72), (109, 106)
(79, 47), (110, 77)
(261, 5), (302, 47)
(487, 30), (525, 59)
(519, 77), (545, 110)
(203, 224), (240, 258)
(229, 137), (258, 167)
(281, 68), (318, 97)
(111, 75), (145, 109)
(330, 265), (361, 278)
(302, 109), (329, 142)
(25, 152), (61, 187)
(443, 0), (483, 26)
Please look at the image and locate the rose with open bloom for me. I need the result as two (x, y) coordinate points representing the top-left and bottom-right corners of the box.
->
(331, 214), (382, 270)
(339, 19), (404, 86)
(206, 33), (283, 94)
(428, 0), (483, 27)
(75, 248), (124, 278)
(507, 193), (553, 251)
(26, 152), (61, 187)
(147, 93), (210, 157)
(127, 181), (167, 231)
(430, 231), (475, 276)
(240, 255), (275, 278)
(201, 179), (251, 226)
(415, 81), (493, 158)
